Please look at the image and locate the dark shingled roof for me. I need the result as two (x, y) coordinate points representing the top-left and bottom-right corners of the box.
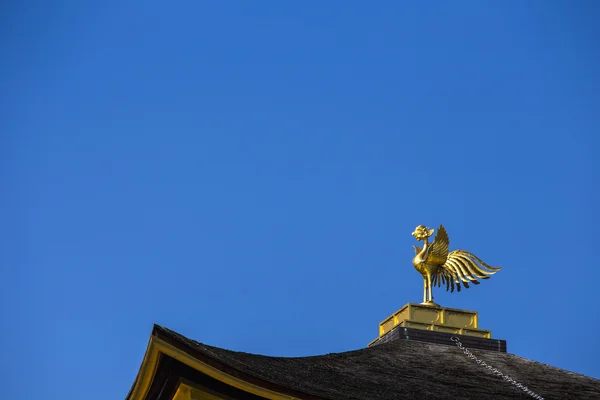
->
(155, 325), (600, 400)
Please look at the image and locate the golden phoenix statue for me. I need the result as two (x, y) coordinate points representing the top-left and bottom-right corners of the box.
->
(412, 224), (501, 305)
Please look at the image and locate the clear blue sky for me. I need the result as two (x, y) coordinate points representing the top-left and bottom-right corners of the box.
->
(2, 1), (599, 399)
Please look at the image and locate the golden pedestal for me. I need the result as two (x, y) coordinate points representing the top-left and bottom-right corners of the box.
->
(378, 303), (491, 339)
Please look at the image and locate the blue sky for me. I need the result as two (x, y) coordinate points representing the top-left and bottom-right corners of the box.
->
(2, 1), (599, 398)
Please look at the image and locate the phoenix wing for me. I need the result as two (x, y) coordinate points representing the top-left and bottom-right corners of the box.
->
(426, 225), (449, 265)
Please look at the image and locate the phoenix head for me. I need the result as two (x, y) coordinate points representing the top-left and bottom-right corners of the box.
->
(412, 225), (434, 241)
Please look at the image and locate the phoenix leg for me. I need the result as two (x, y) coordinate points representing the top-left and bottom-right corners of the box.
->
(427, 273), (433, 303)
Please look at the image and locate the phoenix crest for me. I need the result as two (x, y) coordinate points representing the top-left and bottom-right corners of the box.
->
(412, 224), (501, 305)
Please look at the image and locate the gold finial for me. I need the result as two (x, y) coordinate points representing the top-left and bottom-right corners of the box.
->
(411, 224), (501, 306)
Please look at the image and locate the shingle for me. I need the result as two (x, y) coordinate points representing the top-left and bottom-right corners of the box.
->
(154, 325), (600, 400)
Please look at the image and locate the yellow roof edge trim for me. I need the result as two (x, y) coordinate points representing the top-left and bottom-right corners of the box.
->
(127, 338), (161, 400)
(127, 334), (302, 400)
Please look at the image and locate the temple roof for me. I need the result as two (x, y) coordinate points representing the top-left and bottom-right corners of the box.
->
(127, 324), (600, 400)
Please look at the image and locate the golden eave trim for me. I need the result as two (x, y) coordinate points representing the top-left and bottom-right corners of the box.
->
(128, 335), (302, 400)
(175, 381), (228, 400)
(127, 337), (162, 400)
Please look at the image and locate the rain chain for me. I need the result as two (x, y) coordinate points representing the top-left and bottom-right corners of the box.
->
(450, 336), (544, 400)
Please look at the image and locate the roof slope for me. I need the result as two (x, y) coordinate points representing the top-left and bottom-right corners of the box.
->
(155, 325), (600, 400)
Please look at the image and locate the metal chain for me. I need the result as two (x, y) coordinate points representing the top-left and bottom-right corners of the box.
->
(450, 336), (544, 400)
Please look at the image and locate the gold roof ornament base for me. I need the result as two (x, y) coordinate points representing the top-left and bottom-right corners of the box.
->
(378, 303), (491, 339)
